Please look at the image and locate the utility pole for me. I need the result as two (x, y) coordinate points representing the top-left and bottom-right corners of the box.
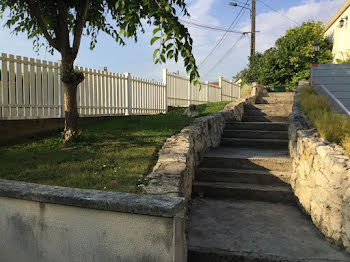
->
(228, 1), (256, 56)
(251, 0), (256, 57)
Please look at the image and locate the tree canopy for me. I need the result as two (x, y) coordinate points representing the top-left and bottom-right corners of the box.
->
(0, 0), (199, 81)
(0, 0), (200, 141)
(237, 21), (333, 90)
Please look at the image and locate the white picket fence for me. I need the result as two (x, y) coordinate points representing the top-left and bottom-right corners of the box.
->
(0, 52), (239, 120)
(164, 69), (240, 107)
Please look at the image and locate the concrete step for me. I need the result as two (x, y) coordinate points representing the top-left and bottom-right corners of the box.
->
(242, 115), (290, 122)
(244, 108), (291, 117)
(192, 181), (296, 204)
(223, 129), (288, 139)
(246, 103), (293, 112)
(225, 122), (289, 131)
(187, 199), (350, 262)
(221, 137), (288, 149)
(244, 104), (292, 117)
(201, 147), (292, 172)
(267, 92), (295, 98)
(195, 167), (290, 185)
(258, 97), (294, 104)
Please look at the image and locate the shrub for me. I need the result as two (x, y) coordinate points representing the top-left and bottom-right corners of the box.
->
(240, 84), (252, 97)
(298, 85), (350, 153)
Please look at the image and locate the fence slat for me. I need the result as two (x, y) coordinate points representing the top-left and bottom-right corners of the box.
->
(36, 59), (43, 117)
(1, 53), (9, 118)
(9, 54), (16, 117)
(23, 57), (30, 117)
(42, 60), (49, 117)
(53, 62), (59, 117)
(16, 56), (24, 118)
(47, 62), (54, 117)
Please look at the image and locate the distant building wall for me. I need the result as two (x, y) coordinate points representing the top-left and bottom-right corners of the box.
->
(325, 1), (350, 63)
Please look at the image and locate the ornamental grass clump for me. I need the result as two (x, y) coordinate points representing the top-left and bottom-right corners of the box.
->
(298, 85), (350, 154)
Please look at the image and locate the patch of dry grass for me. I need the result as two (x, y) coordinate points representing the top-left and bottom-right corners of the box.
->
(298, 85), (350, 154)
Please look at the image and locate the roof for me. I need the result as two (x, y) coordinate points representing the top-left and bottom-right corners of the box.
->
(325, 0), (350, 32)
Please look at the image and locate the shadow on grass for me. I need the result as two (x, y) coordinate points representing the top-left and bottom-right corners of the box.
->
(0, 101), (233, 193)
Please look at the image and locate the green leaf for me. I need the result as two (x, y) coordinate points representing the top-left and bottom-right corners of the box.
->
(153, 49), (159, 60)
(167, 50), (174, 59)
(150, 36), (160, 45)
(166, 43), (173, 50)
(153, 28), (161, 35)
(160, 54), (165, 63)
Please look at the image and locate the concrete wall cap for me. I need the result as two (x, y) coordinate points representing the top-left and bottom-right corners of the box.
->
(0, 179), (184, 218)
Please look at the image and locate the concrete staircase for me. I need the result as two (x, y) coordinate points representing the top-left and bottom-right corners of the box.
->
(187, 93), (349, 261)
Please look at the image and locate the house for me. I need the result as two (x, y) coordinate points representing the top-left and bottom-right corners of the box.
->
(324, 0), (350, 63)
(234, 78), (243, 86)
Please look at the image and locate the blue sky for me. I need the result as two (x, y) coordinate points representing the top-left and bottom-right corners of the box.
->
(0, 0), (345, 82)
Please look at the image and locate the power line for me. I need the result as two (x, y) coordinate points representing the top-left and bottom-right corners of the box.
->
(199, 9), (247, 68)
(202, 34), (246, 77)
(198, 0), (249, 68)
(179, 18), (249, 34)
(257, 0), (298, 25)
(235, 0), (251, 7)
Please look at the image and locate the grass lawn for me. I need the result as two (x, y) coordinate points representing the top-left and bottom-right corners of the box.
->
(0, 100), (233, 193)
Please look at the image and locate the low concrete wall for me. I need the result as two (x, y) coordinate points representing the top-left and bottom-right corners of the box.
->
(0, 179), (186, 262)
(289, 85), (350, 252)
(144, 84), (265, 200)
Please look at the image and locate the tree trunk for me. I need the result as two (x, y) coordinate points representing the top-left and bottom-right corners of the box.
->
(61, 55), (84, 142)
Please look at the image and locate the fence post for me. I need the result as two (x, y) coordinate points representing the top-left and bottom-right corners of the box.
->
(219, 76), (223, 101)
(187, 76), (191, 106)
(206, 81), (209, 103)
(238, 83), (241, 99)
(163, 68), (168, 113)
(124, 72), (132, 116)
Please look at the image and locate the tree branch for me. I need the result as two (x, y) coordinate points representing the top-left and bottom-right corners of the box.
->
(72, 0), (90, 59)
(26, 0), (58, 50)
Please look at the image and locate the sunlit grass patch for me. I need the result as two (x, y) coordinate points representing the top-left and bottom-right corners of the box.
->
(298, 85), (350, 154)
(0, 100), (233, 193)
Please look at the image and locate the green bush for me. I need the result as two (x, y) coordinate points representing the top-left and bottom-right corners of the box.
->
(237, 21), (333, 91)
(298, 85), (350, 152)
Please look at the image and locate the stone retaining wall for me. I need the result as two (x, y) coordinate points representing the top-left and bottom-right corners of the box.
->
(144, 83), (265, 200)
(289, 84), (350, 252)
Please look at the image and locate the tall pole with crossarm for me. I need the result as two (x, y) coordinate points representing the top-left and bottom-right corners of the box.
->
(228, 1), (256, 56)
(251, 0), (256, 56)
